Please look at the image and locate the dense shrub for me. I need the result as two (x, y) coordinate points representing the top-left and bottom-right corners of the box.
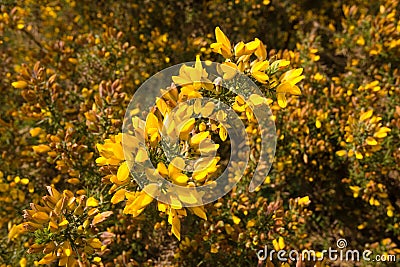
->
(1, 0), (399, 266)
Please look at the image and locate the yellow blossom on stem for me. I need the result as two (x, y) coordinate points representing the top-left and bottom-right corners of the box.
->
(251, 60), (269, 83)
(210, 27), (232, 59)
(276, 68), (304, 108)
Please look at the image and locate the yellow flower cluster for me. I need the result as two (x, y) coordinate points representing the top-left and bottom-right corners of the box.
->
(95, 26), (303, 242)
(336, 109), (391, 159)
(210, 27), (304, 108)
(9, 187), (111, 266)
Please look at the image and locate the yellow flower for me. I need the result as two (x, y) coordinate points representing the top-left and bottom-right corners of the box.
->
(201, 102), (215, 117)
(86, 197), (99, 207)
(218, 124), (227, 141)
(366, 137), (378, 146)
(32, 144), (51, 153)
(172, 55), (212, 90)
(272, 239), (279, 251)
(145, 113), (160, 146)
(355, 151), (363, 159)
(272, 237), (285, 250)
(29, 127), (42, 137)
(8, 224), (26, 240)
(123, 184), (158, 217)
(277, 59), (290, 69)
(68, 58), (78, 64)
(58, 241), (76, 266)
(135, 147), (149, 163)
(210, 27), (232, 58)
(96, 134), (125, 165)
(190, 131), (209, 145)
(219, 62), (239, 80)
(232, 215), (241, 224)
(189, 206), (207, 220)
(255, 40), (267, 60)
(276, 68), (304, 108)
(234, 41), (247, 57)
(246, 219), (256, 228)
(157, 162), (169, 177)
(179, 118), (196, 140)
(349, 185), (361, 198)
(234, 38), (261, 57)
(250, 60), (269, 83)
(156, 97), (171, 116)
(198, 139), (219, 155)
(12, 80), (28, 89)
(245, 38), (261, 53)
(168, 208), (181, 240)
(360, 109), (373, 122)
(387, 206), (394, 217)
(279, 237), (285, 249)
(19, 257), (27, 267)
(38, 253), (57, 265)
(210, 244), (219, 253)
(315, 119), (322, 128)
(374, 127), (391, 138)
(176, 188), (203, 206)
(298, 196), (310, 205)
(117, 161), (130, 182)
(111, 188), (126, 204)
(192, 156), (219, 182)
(232, 95), (247, 112)
(356, 36), (365, 46)
(167, 157), (189, 185)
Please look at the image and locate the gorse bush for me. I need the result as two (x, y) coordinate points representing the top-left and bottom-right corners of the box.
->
(1, 0), (399, 266)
